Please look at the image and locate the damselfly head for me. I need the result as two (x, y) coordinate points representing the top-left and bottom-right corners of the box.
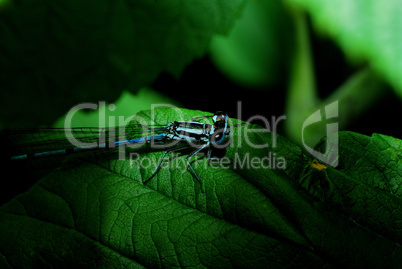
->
(211, 111), (231, 145)
(212, 111), (225, 121)
(212, 111), (228, 128)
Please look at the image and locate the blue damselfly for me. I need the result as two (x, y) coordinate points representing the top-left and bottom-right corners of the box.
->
(3, 112), (233, 192)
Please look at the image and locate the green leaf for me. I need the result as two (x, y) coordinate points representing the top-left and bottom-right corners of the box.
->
(52, 88), (181, 128)
(285, 0), (402, 98)
(0, 0), (246, 128)
(209, 0), (293, 88)
(304, 132), (402, 243)
(320, 132), (402, 196)
(1, 109), (402, 267)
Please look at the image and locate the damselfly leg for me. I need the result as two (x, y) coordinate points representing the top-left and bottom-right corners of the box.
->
(143, 143), (210, 193)
(143, 145), (191, 185)
(185, 143), (210, 193)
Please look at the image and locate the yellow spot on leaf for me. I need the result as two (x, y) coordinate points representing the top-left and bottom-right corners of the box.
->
(310, 160), (327, 171)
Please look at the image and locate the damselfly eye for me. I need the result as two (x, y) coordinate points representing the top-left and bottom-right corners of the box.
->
(212, 111), (229, 129)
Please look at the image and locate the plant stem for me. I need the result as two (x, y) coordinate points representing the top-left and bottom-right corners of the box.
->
(285, 7), (318, 145)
